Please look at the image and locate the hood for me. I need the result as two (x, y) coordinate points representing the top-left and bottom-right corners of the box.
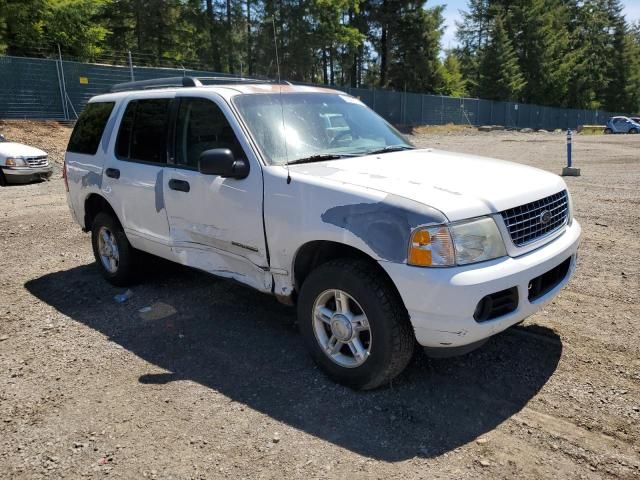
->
(289, 148), (566, 221)
(0, 142), (48, 158)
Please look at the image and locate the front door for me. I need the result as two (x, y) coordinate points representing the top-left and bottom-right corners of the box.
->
(163, 95), (271, 292)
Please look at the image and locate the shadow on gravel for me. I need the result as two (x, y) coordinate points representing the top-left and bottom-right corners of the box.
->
(26, 262), (562, 461)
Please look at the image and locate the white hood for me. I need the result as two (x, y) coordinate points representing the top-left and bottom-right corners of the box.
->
(0, 142), (48, 159)
(289, 148), (566, 221)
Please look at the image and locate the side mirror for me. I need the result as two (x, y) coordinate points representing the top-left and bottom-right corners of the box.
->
(198, 148), (249, 179)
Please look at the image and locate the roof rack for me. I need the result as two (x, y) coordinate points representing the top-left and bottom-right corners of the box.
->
(110, 75), (280, 93)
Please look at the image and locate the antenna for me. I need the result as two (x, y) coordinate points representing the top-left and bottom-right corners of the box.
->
(272, 16), (291, 183)
(272, 17), (281, 84)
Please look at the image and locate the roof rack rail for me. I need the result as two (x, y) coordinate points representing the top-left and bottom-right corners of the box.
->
(110, 75), (278, 93)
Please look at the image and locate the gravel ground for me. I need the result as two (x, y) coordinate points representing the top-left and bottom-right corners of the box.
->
(0, 121), (639, 479)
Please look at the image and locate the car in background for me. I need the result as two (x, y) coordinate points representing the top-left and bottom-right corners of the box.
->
(0, 139), (52, 186)
(604, 116), (640, 134)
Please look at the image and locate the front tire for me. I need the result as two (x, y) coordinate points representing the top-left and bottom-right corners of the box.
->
(629, 128), (638, 134)
(298, 259), (414, 390)
(91, 212), (136, 286)
(0, 170), (7, 187)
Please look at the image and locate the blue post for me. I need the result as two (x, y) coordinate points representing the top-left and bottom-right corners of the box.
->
(561, 128), (580, 176)
(566, 128), (572, 168)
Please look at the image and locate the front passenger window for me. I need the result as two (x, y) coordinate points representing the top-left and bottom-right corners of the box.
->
(175, 98), (244, 169)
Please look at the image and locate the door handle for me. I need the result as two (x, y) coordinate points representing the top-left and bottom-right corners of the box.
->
(105, 168), (120, 179)
(169, 179), (190, 192)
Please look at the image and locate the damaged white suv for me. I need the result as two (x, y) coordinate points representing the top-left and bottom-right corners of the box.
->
(64, 77), (581, 389)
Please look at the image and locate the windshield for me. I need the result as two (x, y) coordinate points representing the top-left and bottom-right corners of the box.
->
(232, 92), (413, 165)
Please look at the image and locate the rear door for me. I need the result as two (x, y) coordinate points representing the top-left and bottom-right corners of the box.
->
(103, 95), (173, 258)
(163, 94), (270, 292)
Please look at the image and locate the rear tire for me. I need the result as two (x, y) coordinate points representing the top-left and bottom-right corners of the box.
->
(91, 212), (136, 286)
(298, 259), (414, 390)
(0, 170), (7, 187)
(604, 128), (613, 134)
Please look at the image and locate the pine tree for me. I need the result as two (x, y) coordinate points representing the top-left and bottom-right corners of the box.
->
(601, 0), (638, 112)
(477, 16), (525, 101)
(566, 0), (614, 109)
(509, 0), (573, 106)
(385, 2), (444, 92)
(437, 52), (467, 97)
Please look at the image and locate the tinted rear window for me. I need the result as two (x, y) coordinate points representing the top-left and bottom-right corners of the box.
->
(67, 102), (115, 155)
(115, 99), (170, 163)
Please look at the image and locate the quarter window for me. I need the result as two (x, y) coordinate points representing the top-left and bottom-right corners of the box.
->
(115, 99), (170, 163)
(67, 102), (115, 155)
(175, 98), (243, 169)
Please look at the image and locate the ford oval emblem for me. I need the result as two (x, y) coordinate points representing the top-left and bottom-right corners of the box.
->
(539, 210), (552, 225)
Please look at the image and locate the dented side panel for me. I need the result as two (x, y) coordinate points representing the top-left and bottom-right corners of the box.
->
(262, 167), (447, 297)
(161, 90), (271, 293)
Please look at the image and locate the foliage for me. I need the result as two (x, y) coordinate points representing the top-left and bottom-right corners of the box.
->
(0, 0), (639, 112)
(437, 52), (467, 97)
(477, 16), (525, 101)
(456, 0), (640, 112)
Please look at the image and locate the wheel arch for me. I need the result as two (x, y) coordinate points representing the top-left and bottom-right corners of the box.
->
(292, 240), (406, 310)
(83, 193), (120, 232)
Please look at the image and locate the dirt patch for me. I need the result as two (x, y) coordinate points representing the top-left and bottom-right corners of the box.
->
(1, 123), (639, 479)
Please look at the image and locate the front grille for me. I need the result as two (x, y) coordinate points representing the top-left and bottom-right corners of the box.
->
(528, 257), (571, 301)
(501, 190), (568, 246)
(25, 156), (48, 168)
(474, 287), (519, 323)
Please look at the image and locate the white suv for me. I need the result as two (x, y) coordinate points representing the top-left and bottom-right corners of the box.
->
(64, 77), (581, 389)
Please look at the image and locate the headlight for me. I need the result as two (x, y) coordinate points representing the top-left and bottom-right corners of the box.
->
(408, 225), (455, 266)
(5, 157), (26, 167)
(408, 217), (506, 267)
(450, 217), (507, 265)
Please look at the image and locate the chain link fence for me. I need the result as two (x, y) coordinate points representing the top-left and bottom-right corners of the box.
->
(0, 54), (625, 129)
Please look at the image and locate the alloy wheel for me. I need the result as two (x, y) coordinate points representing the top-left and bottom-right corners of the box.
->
(312, 289), (372, 368)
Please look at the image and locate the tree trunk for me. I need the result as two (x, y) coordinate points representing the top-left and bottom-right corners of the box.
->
(246, 0), (252, 75)
(380, 26), (388, 86)
(227, 0), (234, 73)
(206, 0), (222, 71)
(322, 49), (328, 85)
(134, 0), (143, 52)
(349, 9), (357, 87)
(329, 47), (335, 85)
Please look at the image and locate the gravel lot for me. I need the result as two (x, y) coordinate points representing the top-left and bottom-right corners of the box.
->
(1, 121), (639, 479)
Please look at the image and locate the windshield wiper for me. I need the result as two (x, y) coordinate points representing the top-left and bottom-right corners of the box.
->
(361, 145), (415, 156)
(286, 153), (356, 166)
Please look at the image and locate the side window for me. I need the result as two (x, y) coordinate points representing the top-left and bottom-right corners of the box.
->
(175, 98), (244, 169)
(67, 102), (115, 155)
(115, 98), (170, 163)
(115, 102), (135, 158)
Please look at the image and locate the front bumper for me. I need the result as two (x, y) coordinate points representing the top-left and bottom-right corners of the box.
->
(381, 220), (581, 348)
(2, 165), (53, 183)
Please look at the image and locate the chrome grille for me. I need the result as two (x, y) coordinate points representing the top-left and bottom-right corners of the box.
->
(500, 190), (568, 246)
(25, 156), (48, 168)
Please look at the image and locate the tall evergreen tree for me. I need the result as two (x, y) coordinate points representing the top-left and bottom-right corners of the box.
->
(437, 51), (467, 97)
(386, 2), (444, 92)
(477, 16), (525, 101)
(509, 0), (573, 106)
